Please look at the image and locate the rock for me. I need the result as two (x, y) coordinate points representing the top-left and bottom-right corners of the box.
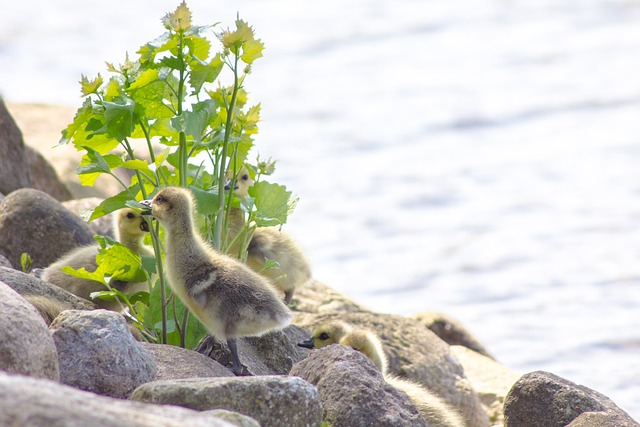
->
(131, 375), (323, 427)
(195, 325), (311, 375)
(0, 281), (59, 380)
(294, 311), (489, 427)
(0, 188), (95, 268)
(63, 197), (116, 237)
(0, 266), (96, 310)
(410, 311), (494, 359)
(0, 254), (11, 268)
(50, 309), (156, 398)
(204, 410), (260, 427)
(25, 145), (73, 202)
(140, 342), (235, 381)
(290, 344), (428, 427)
(0, 371), (237, 427)
(0, 99), (31, 195)
(293, 279), (370, 315)
(504, 371), (638, 427)
(450, 345), (520, 426)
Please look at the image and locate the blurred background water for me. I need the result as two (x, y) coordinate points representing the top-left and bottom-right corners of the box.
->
(2, 0), (640, 419)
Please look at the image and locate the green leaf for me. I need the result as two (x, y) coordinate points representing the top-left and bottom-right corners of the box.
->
(189, 55), (223, 94)
(241, 38), (264, 64)
(79, 74), (104, 97)
(62, 266), (104, 284)
(20, 253), (32, 274)
(88, 189), (137, 221)
(94, 236), (148, 283)
(101, 99), (136, 141)
(249, 181), (298, 227)
(185, 34), (210, 62)
(76, 147), (124, 186)
(189, 186), (219, 216)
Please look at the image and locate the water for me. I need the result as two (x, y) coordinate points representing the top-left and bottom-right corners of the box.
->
(2, 0), (640, 419)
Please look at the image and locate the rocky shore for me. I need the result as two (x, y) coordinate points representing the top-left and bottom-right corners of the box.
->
(0, 99), (637, 426)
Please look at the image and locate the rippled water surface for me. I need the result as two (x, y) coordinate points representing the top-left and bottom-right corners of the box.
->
(2, 0), (640, 419)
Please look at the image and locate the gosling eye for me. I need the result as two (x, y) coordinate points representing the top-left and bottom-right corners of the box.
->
(242, 174), (249, 181)
(318, 332), (330, 341)
(156, 195), (164, 203)
(126, 212), (135, 219)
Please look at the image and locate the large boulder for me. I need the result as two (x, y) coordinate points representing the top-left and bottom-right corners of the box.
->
(504, 371), (638, 427)
(50, 309), (156, 398)
(195, 325), (311, 375)
(450, 345), (520, 426)
(131, 375), (323, 427)
(293, 279), (370, 315)
(0, 99), (31, 195)
(0, 188), (95, 268)
(141, 342), (235, 381)
(0, 371), (237, 427)
(290, 344), (428, 427)
(0, 281), (59, 380)
(25, 145), (73, 201)
(294, 311), (489, 427)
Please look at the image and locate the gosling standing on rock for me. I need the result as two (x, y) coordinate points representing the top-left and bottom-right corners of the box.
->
(226, 167), (312, 304)
(41, 208), (152, 311)
(139, 187), (292, 375)
(299, 321), (465, 427)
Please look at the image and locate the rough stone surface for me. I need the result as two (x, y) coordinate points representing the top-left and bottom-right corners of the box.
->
(0, 266), (96, 310)
(411, 311), (494, 359)
(294, 311), (489, 427)
(0, 99), (31, 195)
(293, 279), (370, 315)
(0, 281), (60, 381)
(290, 344), (428, 427)
(504, 371), (639, 427)
(63, 197), (115, 237)
(25, 145), (73, 201)
(131, 375), (323, 427)
(204, 410), (260, 427)
(0, 371), (236, 427)
(0, 188), (95, 268)
(451, 345), (520, 426)
(51, 309), (156, 398)
(141, 342), (235, 381)
(0, 254), (11, 268)
(195, 325), (311, 375)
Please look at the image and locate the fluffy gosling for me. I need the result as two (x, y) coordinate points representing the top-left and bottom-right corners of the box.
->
(226, 167), (312, 304)
(298, 321), (465, 427)
(41, 208), (151, 311)
(139, 186), (292, 375)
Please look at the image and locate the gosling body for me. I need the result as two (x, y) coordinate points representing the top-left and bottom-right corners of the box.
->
(227, 167), (311, 304)
(140, 187), (292, 374)
(41, 208), (151, 310)
(299, 322), (465, 427)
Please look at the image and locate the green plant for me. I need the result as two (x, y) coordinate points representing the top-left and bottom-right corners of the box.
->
(59, 2), (298, 348)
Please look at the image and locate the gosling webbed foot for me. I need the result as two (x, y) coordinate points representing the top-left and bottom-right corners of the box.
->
(228, 338), (251, 376)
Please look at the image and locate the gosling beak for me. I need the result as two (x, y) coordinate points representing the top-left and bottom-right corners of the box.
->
(224, 179), (238, 191)
(139, 199), (152, 216)
(139, 219), (150, 232)
(297, 338), (315, 349)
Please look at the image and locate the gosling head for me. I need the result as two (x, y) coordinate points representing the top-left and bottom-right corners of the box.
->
(140, 187), (195, 229)
(297, 320), (352, 349)
(224, 166), (254, 199)
(116, 208), (149, 238)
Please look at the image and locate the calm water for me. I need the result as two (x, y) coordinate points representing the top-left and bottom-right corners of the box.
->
(2, 0), (640, 419)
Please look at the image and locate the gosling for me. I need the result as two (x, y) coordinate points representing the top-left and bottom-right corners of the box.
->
(226, 167), (312, 305)
(298, 321), (465, 427)
(139, 186), (292, 375)
(41, 208), (152, 311)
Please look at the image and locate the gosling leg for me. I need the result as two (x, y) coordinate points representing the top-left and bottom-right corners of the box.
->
(228, 338), (250, 376)
(284, 290), (294, 305)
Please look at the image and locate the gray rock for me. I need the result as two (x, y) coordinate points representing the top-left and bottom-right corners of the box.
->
(410, 311), (494, 359)
(131, 375), (323, 427)
(0, 281), (59, 380)
(204, 410), (260, 427)
(290, 344), (428, 427)
(295, 311), (489, 427)
(294, 279), (370, 314)
(195, 325), (311, 375)
(25, 145), (73, 202)
(63, 197), (115, 237)
(0, 188), (95, 268)
(0, 99), (31, 195)
(141, 342), (235, 381)
(51, 309), (156, 398)
(0, 266), (96, 310)
(0, 371), (236, 427)
(504, 371), (639, 427)
(0, 254), (11, 268)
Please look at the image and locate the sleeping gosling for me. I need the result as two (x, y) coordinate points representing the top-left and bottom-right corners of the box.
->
(298, 321), (465, 427)
(139, 186), (292, 375)
(226, 167), (312, 304)
(41, 208), (151, 311)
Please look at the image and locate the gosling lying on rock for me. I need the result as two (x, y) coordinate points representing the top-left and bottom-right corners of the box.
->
(139, 187), (292, 375)
(41, 208), (152, 311)
(299, 321), (465, 427)
(226, 167), (312, 305)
